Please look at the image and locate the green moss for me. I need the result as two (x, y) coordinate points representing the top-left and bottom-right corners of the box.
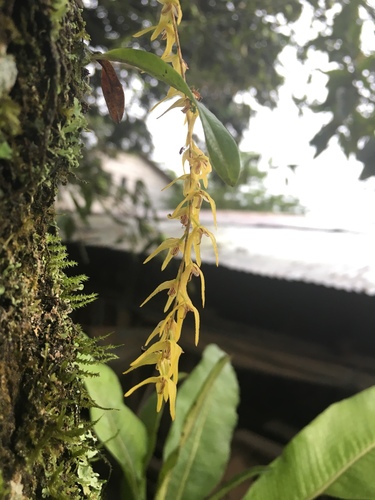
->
(0, 1), (109, 497)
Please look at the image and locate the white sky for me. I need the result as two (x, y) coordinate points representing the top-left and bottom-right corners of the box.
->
(146, 3), (375, 226)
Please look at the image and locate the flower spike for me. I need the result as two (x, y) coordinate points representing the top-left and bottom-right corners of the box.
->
(124, 0), (219, 420)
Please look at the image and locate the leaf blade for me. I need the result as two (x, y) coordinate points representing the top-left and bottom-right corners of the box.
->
(93, 48), (193, 101)
(197, 102), (241, 186)
(158, 344), (239, 500)
(138, 390), (164, 469)
(83, 363), (147, 500)
(244, 385), (375, 500)
(98, 59), (125, 123)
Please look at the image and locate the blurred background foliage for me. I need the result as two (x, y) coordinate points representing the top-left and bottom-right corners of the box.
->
(295, 0), (375, 179)
(59, 0), (375, 240)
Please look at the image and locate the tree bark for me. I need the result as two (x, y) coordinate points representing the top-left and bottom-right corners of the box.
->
(0, 1), (102, 497)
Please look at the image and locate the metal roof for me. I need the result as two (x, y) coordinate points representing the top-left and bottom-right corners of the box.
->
(158, 211), (375, 295)
(65, 210), (375, 295)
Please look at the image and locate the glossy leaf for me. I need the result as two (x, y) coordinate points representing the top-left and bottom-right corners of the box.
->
(83, 363), (147, 500)
(197, 102), (241, 186)
(93, 49), (241, 187)
(98, 59), (125, 123)
(157, 344), (239, 500)
(92, 48), (194, 101)
(244, 385), (375, 500)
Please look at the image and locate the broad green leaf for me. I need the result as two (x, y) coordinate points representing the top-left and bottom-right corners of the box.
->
(208, 467), (269, 500)
(138, 390), (163, 469)
(157, 344), (239, 500)
(197, 102), (241, 186)
(93, 49), (241, 187)
(83, 363), (147, 500)
(92, 48), (194, 101)
(244, 385), (375, 500)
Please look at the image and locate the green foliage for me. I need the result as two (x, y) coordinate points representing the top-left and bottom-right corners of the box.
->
(83, 0), (303, 143)
(60, 0), (310, 236)
(0, 469), (9, 500)
(92, 49), (241, 186)
(82, 0), (375, 188)
(83, 344), (242, 500)
(159, 345), (239, 500)
(244, 385), (375, 500)
(197, 102), (241, 186)
(296, 0), (375, 178)
(93, 48), (194, 100)
(84, 361), (148, 500)
(138, 390), (163, 469)
(0, 1), (111, 496)
(28, 235), (117, 498)
(46, 234), (98, 311)
(85, 343), (375, 500)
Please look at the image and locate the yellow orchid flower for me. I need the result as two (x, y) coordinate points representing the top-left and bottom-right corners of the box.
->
(125, 375), (177, 420)
(143, 237), (183, 270)
(125, 0), (219, 418)
(141, 280), (176, 307)
(145, 309), (177, 345)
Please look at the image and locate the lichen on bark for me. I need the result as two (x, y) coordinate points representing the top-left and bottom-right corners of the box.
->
(0, 1), (104, 498)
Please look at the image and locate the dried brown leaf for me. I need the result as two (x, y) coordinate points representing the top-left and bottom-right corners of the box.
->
(98, 59), (125, 124)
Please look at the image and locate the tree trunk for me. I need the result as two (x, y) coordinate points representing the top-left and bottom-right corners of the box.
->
(0, 1), (102, 497)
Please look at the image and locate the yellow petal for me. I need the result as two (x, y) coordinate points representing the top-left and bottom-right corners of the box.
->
(143, 238), (180, 264)
(164, 288), (176, 312)
(168, 193), (193, 219)
(167, 379), (177, 420)
(192, 229), (202, 267)
(183, 299), (201, 345)
(201, 190), (217, 228)
(140, 279), (175, 307)
(169, 342), (183, 382)
(192, 264), (205, 307)
(146, 308), (178, 345)
(125, 339), (169, 374)
(157, 97), (186, 119)
(162, 174), (189, 192)
(124, 376), (160, 397)
(150, 18), (169, 41)
(202, 227), (219, 266)
(192, 304), (200, 345)
(183, 231), (194, 267)
(123, 351), (160, 374)
(145, 320), (163, 345)
(133, 25), (156, 38)
(156, 391), (164, 413)
(161, 243), (182, 271)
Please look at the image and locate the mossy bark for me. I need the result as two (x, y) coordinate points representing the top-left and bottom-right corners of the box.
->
(0, 1), (102, 498)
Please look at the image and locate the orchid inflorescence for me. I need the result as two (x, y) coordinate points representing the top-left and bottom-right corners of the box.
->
(124, 0), (219, 420)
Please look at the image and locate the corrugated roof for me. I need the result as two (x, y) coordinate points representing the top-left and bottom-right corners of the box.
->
(158, 211), (375, 295)
(64, 210), (375, 295)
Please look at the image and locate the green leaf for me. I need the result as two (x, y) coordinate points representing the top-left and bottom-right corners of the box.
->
(157, 344), (239, 500)
(93, 49), (241, 187)
(92, 48), (194, 101)
(0, 141), (12, 159)
(244, 385), (375, 500)
(83, 363), (147, 500)
(138, 390), (164, 469)
(208, 467), (269, 500)
(197, 102), (241, 186)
